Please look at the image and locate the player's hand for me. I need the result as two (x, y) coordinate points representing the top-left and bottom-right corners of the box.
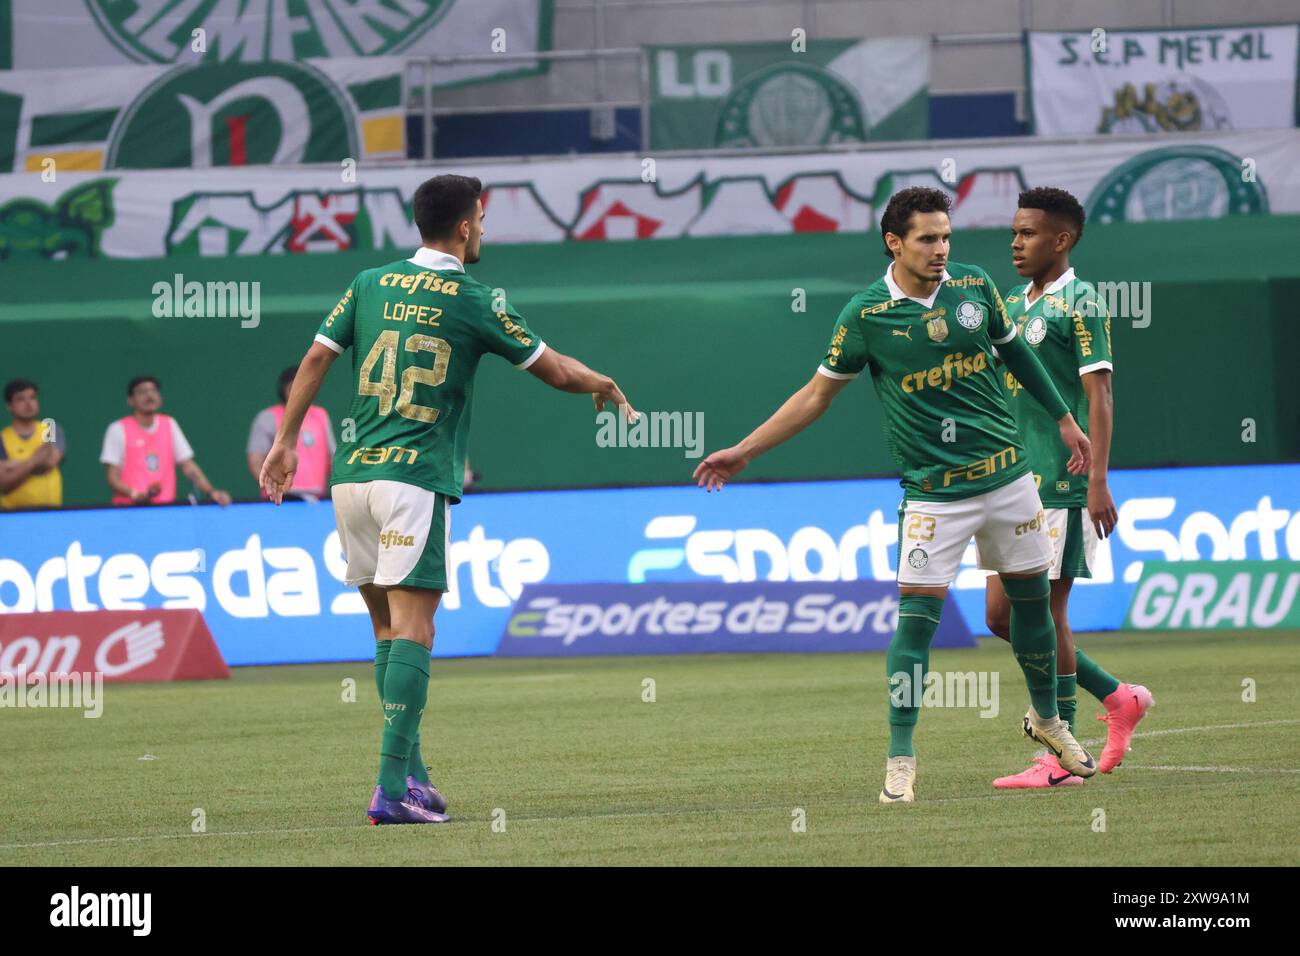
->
(259, 442), (298, 505)
(146, 482), (162, 499)
(1058, 415), (1091, 476)
(693, 445), (749, 492)
(129, 488), (148, 504)
(210, 489), (233, 508)
(1088, 479), (1117, 539)
(593, 378), (638, 423)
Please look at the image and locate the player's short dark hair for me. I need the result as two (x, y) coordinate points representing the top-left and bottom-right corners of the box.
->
(277, 365), (297, 404)
(126, 375), (160, 396)
(413, 174), (483, 241)
(879, 187), (953, 257)
(1018, 186), (1086, 246)
(4, 378), (38, 403)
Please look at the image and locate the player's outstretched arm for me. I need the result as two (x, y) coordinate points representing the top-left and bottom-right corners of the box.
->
(527, 347), (637, 421)
(1082, 370), (1117, 536)
(999, 334), (1091, 477)
(694, 371), (849, 492)
(261, 342), (338, 504)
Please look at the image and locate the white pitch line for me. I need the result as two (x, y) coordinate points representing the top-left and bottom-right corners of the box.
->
(1129, 765), (1300, 775)
(1079, 717), (1300, 748)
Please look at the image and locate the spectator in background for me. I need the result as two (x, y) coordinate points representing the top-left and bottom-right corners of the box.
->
(101, 375), (231, 507)
(0, 378), (64, 510)
(247, 365), (335, 501)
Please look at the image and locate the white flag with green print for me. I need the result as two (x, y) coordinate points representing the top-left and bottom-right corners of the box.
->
(0, 0), (552, 88)
(0, 58), (406, 174)
(648, 39), (929, 150)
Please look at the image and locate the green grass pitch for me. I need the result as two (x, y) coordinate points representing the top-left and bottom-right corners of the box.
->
(3, 629), (1298, 866)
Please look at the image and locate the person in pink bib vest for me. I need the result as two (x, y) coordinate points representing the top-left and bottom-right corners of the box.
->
(247, 365), (335, 501)
(100, 375), (232, 506)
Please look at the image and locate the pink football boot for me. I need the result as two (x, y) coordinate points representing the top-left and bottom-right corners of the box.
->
(993, 753), (1085, 789)
(1096, 683), (1155, 773)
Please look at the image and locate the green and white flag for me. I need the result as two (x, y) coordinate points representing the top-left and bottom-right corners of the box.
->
(648, 39), (929, 150)
(2, 127), (1294, 260)
(1029, 25), (1300, 135)
(0, 58), (406, 173)
(0, 0), (553, 88)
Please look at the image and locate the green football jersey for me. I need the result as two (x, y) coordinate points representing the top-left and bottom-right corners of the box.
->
(314, 248), (544, 501)
(1000, 268), (1113, 508)
(820, 261), (1030, 501)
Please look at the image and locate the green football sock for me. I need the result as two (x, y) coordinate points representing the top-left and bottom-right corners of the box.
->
(885, 595), (944, 758)
(1075, 649), (1121, 702)
(373, 639), (392, 699)
(1002, 574), (1058, 719)
(407, 734), (430, 785)
(378, 639), (430, 800)
(373, 639), (431, 783)
(1057, 673), (1078, 734)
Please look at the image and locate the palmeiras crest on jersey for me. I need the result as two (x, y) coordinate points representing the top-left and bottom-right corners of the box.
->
(955, 299), (984, 331)
(1024, 315), (1048, 345)
(907, 548), (929, 569)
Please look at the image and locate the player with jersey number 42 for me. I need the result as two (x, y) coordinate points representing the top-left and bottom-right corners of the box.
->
(260, 174), (636, 825)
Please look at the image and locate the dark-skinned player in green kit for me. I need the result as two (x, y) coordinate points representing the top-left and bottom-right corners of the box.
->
(694, 187), (1096, 803)
(261, 174), (637, 824)
(988, 187), (1153, 790)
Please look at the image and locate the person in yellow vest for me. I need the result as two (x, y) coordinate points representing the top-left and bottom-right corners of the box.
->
(247, 366), (336, 501)
(0, 379), (64, 511)
(101, 375), (232, 507)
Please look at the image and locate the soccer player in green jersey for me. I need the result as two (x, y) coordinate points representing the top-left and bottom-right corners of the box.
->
(695, 187), (1097, 802)
(260, 175), (636, 825)
(988, 187), (1153, 789)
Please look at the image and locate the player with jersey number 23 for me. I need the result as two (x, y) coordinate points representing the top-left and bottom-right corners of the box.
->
(695, 187), (1096, 803)
(260, 174), (637, 825)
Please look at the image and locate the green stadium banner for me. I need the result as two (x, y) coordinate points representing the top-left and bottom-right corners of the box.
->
(1029, 25), (1300, 135)
(647, 39), (928, 150)
(0, 127), (1293, 258)
(0, 58), (406, 174)
(1, 0), (553, 87)
(1124, 561), (1300, 631)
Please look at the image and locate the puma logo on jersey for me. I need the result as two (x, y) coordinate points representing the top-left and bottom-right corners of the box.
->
(892, 328), (912, 340)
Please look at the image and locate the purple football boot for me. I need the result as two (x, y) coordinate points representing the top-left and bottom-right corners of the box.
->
(406, 776), (448, 814)
(366, 785), (449, 825)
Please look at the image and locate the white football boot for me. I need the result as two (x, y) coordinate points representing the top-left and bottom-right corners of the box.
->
(879, 755), (917, 803)
(1022, 708), (1097, 778)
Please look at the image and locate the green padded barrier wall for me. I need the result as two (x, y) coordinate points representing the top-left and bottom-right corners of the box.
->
(1, 216), (1296, 506)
